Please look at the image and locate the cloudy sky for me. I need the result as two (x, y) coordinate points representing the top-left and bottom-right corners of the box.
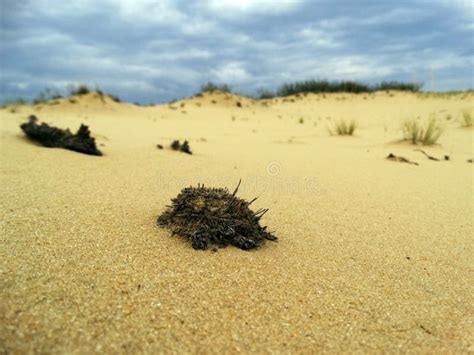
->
(1, 0), (473, 103)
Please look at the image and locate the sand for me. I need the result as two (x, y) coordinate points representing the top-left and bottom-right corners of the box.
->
(1, 91), (473, 353)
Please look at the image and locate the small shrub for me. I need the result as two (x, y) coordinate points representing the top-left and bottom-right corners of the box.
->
(32, 96), (45, 105)
(402, 116), (443, 145)
(110, 95), (121, 103)
(274, 80), (422, 97)
(402, 118), (421, 144)
(68, 84), (91, 96)
(278, 80), (371, 96)
(256, 89), (276, 99)
(32, 87), (63, 104)
(328, 119), (357, 136)
(200, 81), (232, 94)
(90, 86), (120, 102)
(460, 110), (473, 127)
(374, 81), (422, 92)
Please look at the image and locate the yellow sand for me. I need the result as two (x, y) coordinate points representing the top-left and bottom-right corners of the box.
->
(1, 91), (473, 353)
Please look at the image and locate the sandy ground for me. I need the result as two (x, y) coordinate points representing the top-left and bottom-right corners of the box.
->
(1, 91), (473, 353)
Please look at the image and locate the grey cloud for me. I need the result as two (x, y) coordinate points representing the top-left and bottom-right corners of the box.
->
(1, 0), (473, 103)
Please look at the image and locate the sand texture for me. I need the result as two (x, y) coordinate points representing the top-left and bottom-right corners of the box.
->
(1, 91), (473, 353)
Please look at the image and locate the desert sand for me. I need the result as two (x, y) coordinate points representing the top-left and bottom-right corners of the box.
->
(1, 91), (473, 353)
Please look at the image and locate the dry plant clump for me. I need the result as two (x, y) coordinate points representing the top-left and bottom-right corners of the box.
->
(401, 116), (443, 145)
(460, 110), (473, 127)
(157, 181), (277, 250)
(20, 115), (102, 156)
(170, 140), (192, 154)
(68, 84), (91, 96)
(328, 119), (357, 136)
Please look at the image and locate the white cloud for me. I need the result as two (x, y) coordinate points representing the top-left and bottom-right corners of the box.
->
(298, 26), (341, 48)
(424, 52), (473, 71)
(318, 8), (430, 28)
(143, 45), (212, 61)
(432, 0), (474, 13)
(25, 0), (102, 17)
(280, 55), (395, 80)
(206, 0), (303, 15)
(15, 31), (73, 47)
(115, 0), (216, 33)
(100, 79), (157, 93)
(212, 62), (250, 83)
(361, 7), (429, 25)
(330, 56), (395, 78)
(318, 18), (349, 30)
(116, 0), (184, 24)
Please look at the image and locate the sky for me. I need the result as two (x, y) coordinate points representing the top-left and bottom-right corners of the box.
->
(1, 0), (473, 103)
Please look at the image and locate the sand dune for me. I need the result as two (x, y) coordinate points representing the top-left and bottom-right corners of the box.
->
(1, 91), (473, 353)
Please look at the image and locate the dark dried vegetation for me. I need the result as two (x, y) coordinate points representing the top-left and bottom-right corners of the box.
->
(157, 181), (277, 250)
(386, 153), (418, 165)
(170, 140), (192, 154)
(20, 115), (102, 156)
(414, 149), (449, 161)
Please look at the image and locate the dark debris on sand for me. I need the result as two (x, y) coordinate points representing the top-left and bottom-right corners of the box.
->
(20, 115), (102, 156)
(414, 149), (449, 161)
(386, 153), (418, 165)
(170, 139), (192, 154)
(157, 180), (277, 250)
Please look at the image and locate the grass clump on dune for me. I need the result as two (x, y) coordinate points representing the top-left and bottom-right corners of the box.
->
(210, 80), (422, 100)
(460, 111), (473, 127)
(68, 84), (91, 96)
(276, 80), (421, 97)
(373, 81), (422, 92)
(3, 84), (123, 107)
(402, 116), (443, 145)
(328, 119), (357, 136)
(32, 87), (63, 105)
(200, 81), (232, 94)
(109, 94), (121, 102)
(256, 89), (277, 99)
(278, 80), (370, 96)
